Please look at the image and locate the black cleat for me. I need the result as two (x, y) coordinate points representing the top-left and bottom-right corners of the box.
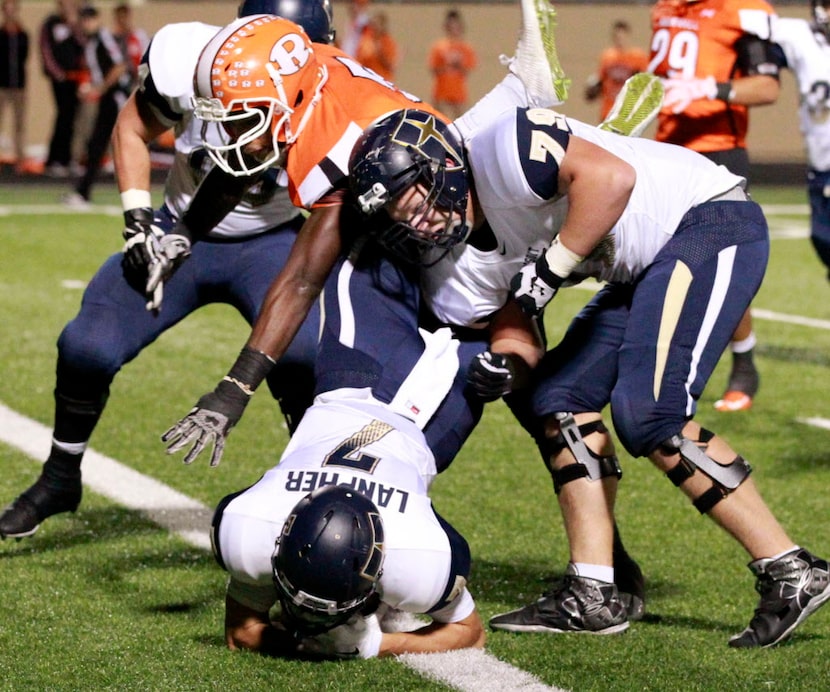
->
(0, 476), (82, 540)
(490, 564), (629, 635)
(729, 548), (830, 648)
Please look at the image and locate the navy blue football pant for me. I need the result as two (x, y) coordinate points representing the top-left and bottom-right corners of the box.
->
(808, 169), (830, 279)
(531, 199), (769, 458)
(316, 249), (487, 472)
(54, 213), (319, 444)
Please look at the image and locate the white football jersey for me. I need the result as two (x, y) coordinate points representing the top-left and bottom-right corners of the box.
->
(214, 389), (474, 624)
(142, 22), (300, 238)
(773, 18), (830, 171)
(423, 108), (745, 326)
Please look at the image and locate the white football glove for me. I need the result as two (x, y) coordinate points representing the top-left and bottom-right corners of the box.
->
(144, 233), (192, 311)
(299, 614), (383, 660)
(662, 76), (717, 114)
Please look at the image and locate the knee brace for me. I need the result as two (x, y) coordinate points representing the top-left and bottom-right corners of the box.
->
(539, 412), (622, 494)
(660, 429), (752, 514)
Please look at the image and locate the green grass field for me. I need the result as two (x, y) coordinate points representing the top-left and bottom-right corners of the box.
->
(1, 183), (829, 691)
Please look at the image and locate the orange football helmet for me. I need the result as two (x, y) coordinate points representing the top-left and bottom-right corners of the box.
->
(193, 14), (328, 176)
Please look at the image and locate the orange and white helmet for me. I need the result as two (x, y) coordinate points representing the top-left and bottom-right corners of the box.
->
(192, 14), (328, 176)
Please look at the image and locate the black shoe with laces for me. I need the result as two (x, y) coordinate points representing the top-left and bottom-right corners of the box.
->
(729, 548), (830, 648)
(489, 564), (629, 635)
(0, 474), (82, 540)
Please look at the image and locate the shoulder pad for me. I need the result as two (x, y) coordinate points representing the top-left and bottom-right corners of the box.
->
(143, 22), (221, 121)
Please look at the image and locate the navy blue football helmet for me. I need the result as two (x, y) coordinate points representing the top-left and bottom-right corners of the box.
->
(272, 485), (384, 635)
(237, 0), (335, 44)
(348, 109), (470, 267)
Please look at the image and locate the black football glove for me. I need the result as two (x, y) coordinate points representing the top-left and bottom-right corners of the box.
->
(467, 351), (516, 401)
(161, 378), (250, 467)
(162, 347), (274, 466)
(122, 207), (164, 278)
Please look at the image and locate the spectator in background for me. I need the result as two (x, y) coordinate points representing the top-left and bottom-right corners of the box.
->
(0, 0), (28, 173)
(40, 0), (84, 178)
(355, 10), (398, 81)
(428, 8), (477, 119)
(648, 0), (783, 413)
(774, 1), (830, 281)
(584, 20), (649, 122)
(62, 4), (131, 207)
(112, 3), (148, 87)
(340, 0), (370, 57)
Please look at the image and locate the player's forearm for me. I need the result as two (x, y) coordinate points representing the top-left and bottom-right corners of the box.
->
(377, 612), (486, 656)
(246, 277), (324, 365)
(112, 94), (166, 195)
(246, 204), (342, 361)
(728, 74), (779, 107)
(489, 300), (545, 375)
(224, 596), (298, 657)
(226, 622), (300, 657)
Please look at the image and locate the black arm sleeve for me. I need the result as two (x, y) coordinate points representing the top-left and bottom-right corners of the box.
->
(734, 34), (785, 79)
(178, 166), (260, 241)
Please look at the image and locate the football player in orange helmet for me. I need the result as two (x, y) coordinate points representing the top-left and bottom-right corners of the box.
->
(192, 15), (329, 176)
(163, 13), (448, 466)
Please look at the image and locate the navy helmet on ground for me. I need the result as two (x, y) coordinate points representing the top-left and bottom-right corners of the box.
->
(272, 485), (385, 635)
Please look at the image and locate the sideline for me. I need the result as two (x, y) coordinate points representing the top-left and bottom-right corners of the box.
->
(0, 402), (562, 692)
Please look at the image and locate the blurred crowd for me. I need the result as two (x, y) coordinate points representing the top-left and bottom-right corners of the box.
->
(4, 0), (474, 187)
(1, 0), (147, 185)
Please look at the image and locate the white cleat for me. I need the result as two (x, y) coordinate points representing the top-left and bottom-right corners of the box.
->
(599, 72), (665, 138)
(502, 0), (570, 107)
(61, 191), (91, 211)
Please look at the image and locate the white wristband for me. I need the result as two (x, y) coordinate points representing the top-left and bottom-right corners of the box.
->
(358, 614), (383, 659)
(121, 188), (153, 212)
(544, 236), (584, 278)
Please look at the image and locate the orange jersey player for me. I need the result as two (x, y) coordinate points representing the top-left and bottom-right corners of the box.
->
(281, 42), (437, 209)
(647, 0), (785, 414)
(428, 9), (478, 119)
(648, 0), (783, 156)
(164, 8), (556, 467)
(164, 15), (448, 466)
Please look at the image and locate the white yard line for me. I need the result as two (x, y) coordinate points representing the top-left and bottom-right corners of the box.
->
(751, 309), (830, 331)
(0, 401), (564, 692)
(0, 204), (123, 217)
(400, 649), (565, 692)
(0, 402), (213, 549)
(797, 417), (830, 432)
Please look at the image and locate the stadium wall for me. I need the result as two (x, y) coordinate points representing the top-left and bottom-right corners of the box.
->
(10, 1), (811, 179)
